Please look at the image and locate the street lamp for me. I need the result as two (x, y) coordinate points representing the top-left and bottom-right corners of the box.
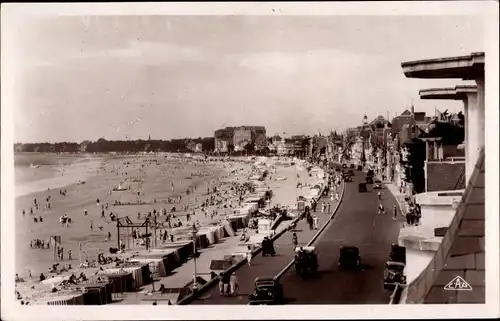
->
(191, 224), (198, 291)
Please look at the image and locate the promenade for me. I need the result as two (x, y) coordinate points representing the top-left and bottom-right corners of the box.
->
(191, 177), (344, 304)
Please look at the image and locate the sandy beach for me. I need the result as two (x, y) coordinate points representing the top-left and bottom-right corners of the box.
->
(15, 153), (248, 277)
(14, 152), (328, 305)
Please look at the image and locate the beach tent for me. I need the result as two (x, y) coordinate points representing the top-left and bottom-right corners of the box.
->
(106, 271), (134, 293)
(83, 282), (113, 305)
(222, 220), (236, 236)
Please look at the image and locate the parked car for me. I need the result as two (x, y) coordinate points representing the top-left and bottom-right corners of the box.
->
(389, 243), (406, 264)
(248, 277), (284, 305)
(348, 170), (355, 176)
(365, 176), (373, 184)
(338, 246), (361, 270)
(357, 165), (363, 171)
(383, 261), (406, 290)
(358, 182), (367, 192)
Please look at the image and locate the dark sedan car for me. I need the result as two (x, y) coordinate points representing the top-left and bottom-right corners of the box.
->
(338, 246), (362, 270)
(248, 277), (284, 305)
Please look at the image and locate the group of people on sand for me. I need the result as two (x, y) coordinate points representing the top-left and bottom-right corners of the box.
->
(60, 213), (72, 227)
(55, 246), (71, 260)
(22, 196), (52, 218)
(30, 239), (49, 249)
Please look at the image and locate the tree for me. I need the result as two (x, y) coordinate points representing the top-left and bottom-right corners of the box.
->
(404, 138), (426, 194)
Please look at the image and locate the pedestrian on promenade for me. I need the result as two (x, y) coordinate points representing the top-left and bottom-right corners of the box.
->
(218, 273), (225, 295)
(246, 246), (253, 267)
(292, 233), (298, 250)
(392, 205), (398, 220)
(230, 272), (239, 296)
(335, 192), (339, 202)
(328, 203), (331, 214)
(378, 203), (385, 215)
(313, 215), (319, 229)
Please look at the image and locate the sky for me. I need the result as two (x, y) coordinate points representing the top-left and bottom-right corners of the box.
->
(10, 14), (485, 143)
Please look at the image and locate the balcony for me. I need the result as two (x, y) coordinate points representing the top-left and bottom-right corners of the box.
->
(399, 148), (484, 303)
(398, 190), (463, 284)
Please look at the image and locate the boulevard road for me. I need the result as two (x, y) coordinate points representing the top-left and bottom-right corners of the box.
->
(278, 172), (401, 304)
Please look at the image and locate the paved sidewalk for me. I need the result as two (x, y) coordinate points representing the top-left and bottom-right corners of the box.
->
(384, 182), (409, 216)
(191, 183), (343, 304)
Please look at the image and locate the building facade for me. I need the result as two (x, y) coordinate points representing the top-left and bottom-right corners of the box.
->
(214, 126), (267, 154)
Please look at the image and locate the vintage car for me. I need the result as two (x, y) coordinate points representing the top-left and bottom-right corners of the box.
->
(358, 182), (367, 192)
(248, 277), (284, 305)
(350, 164), (355, 169)
(373, 179), (382, 189)
(338, 246), (362, 270)
(342, 171), (352, 180)
(344, 175), (353, 182)
(357, 165), (363, 171)
(389, 243), (406, 264)
(365, 176), (373, 184)
(348, 169), (355, 177)
(294, 246), (318, 276)
(383, 261), (406, 290)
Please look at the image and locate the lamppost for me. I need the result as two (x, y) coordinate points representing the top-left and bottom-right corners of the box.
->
(191, 224), (198, 291)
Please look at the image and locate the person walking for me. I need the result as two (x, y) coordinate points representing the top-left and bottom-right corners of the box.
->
(292, 233), (298, 250)
(392, 205), (398, 220)
(229, 272), (239, 296)
(246, 246), (253, 267)
(328, 203), (331, 214)
(378, 203), (385, 215)
(218, 273), (225, 296)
